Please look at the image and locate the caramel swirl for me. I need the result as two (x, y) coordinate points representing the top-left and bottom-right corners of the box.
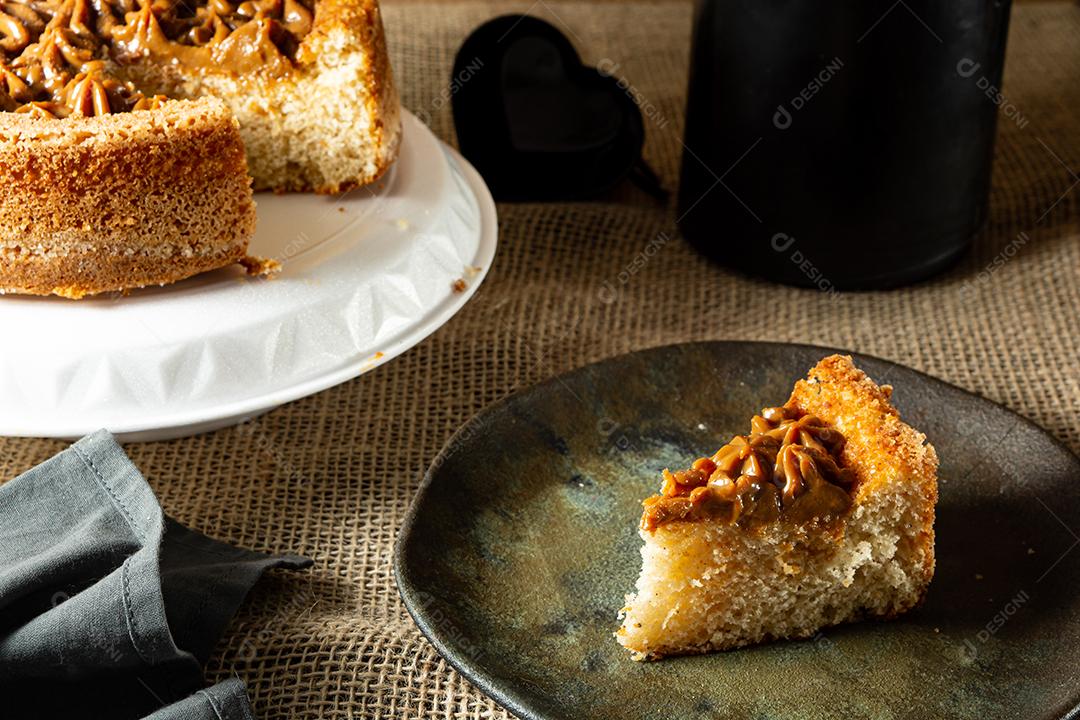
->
(0, 0), (314, 117)
(641, 406), (857, 531)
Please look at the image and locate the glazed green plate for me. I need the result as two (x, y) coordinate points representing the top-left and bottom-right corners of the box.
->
(395, 341), (1080, 720)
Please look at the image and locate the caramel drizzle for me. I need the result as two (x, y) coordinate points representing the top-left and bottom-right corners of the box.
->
(641, 407), (857, 531)
(0, 0), (313, 117)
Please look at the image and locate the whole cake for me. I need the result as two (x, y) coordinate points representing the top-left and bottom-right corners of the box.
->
(616, 355), (938, 659)
(0, 0), (400, 297)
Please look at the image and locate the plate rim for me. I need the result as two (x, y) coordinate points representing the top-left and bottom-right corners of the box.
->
(394, 338), (1080, 720)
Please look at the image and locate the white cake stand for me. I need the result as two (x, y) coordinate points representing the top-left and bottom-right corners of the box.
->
(0, 112), (497, 441)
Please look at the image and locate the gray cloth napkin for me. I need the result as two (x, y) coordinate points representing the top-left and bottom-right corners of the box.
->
(0, 430), (312, 719)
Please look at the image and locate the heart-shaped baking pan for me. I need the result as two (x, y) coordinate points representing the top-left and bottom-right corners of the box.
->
(451, 15), (645, 201)
(396, 341), (1080, 720)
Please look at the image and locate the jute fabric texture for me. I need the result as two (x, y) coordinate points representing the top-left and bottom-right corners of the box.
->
(0, 2), (1076, 717)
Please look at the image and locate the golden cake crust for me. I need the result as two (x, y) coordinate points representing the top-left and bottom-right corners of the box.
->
(0, 98), (256, 298)
(787, 354), (939, 590)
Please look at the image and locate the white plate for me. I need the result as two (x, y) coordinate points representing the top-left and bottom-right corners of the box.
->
(0, 112), (497, 441)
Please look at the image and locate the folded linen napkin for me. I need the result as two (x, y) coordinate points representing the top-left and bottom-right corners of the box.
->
(0, 430), (311, 719)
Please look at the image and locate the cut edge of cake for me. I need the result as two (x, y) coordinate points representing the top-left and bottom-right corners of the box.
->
(616, 354), (938, 660)
(116, 0), (403, 194)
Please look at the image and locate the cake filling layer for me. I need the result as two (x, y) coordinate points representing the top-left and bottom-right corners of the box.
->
(642, 406), (857, 531)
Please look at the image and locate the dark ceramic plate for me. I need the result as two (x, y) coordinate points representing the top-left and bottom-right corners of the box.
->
(395, 341), (1080, 720)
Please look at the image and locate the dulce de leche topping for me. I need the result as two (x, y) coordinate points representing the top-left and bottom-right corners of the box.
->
(0, 0), (314, 118)
(641, 406), (857, 531)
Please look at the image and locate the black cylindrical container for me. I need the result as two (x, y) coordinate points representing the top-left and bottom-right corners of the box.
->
(677, 0), (1013, 290)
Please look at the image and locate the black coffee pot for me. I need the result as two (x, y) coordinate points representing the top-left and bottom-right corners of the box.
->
(678, 0), (1013, 290)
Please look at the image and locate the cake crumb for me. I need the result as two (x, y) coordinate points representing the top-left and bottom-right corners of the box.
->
(452, 278), (467, 293)
(359, 351), (385, 372)
(240, 256), (281, 277)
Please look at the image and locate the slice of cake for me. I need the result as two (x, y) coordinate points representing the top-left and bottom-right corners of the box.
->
(616, 355), (938, 660)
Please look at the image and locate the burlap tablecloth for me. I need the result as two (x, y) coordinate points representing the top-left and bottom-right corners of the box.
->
(2, 2), (1076, 717)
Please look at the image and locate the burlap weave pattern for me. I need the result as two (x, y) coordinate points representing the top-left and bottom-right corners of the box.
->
(1, 2), (1076, 718)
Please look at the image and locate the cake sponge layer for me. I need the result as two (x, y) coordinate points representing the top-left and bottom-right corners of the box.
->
(118, 0), (401, 193)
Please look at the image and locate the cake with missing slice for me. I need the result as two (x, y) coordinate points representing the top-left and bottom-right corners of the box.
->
(616, 355), (938, 660)
(0, 0), (399, 297)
